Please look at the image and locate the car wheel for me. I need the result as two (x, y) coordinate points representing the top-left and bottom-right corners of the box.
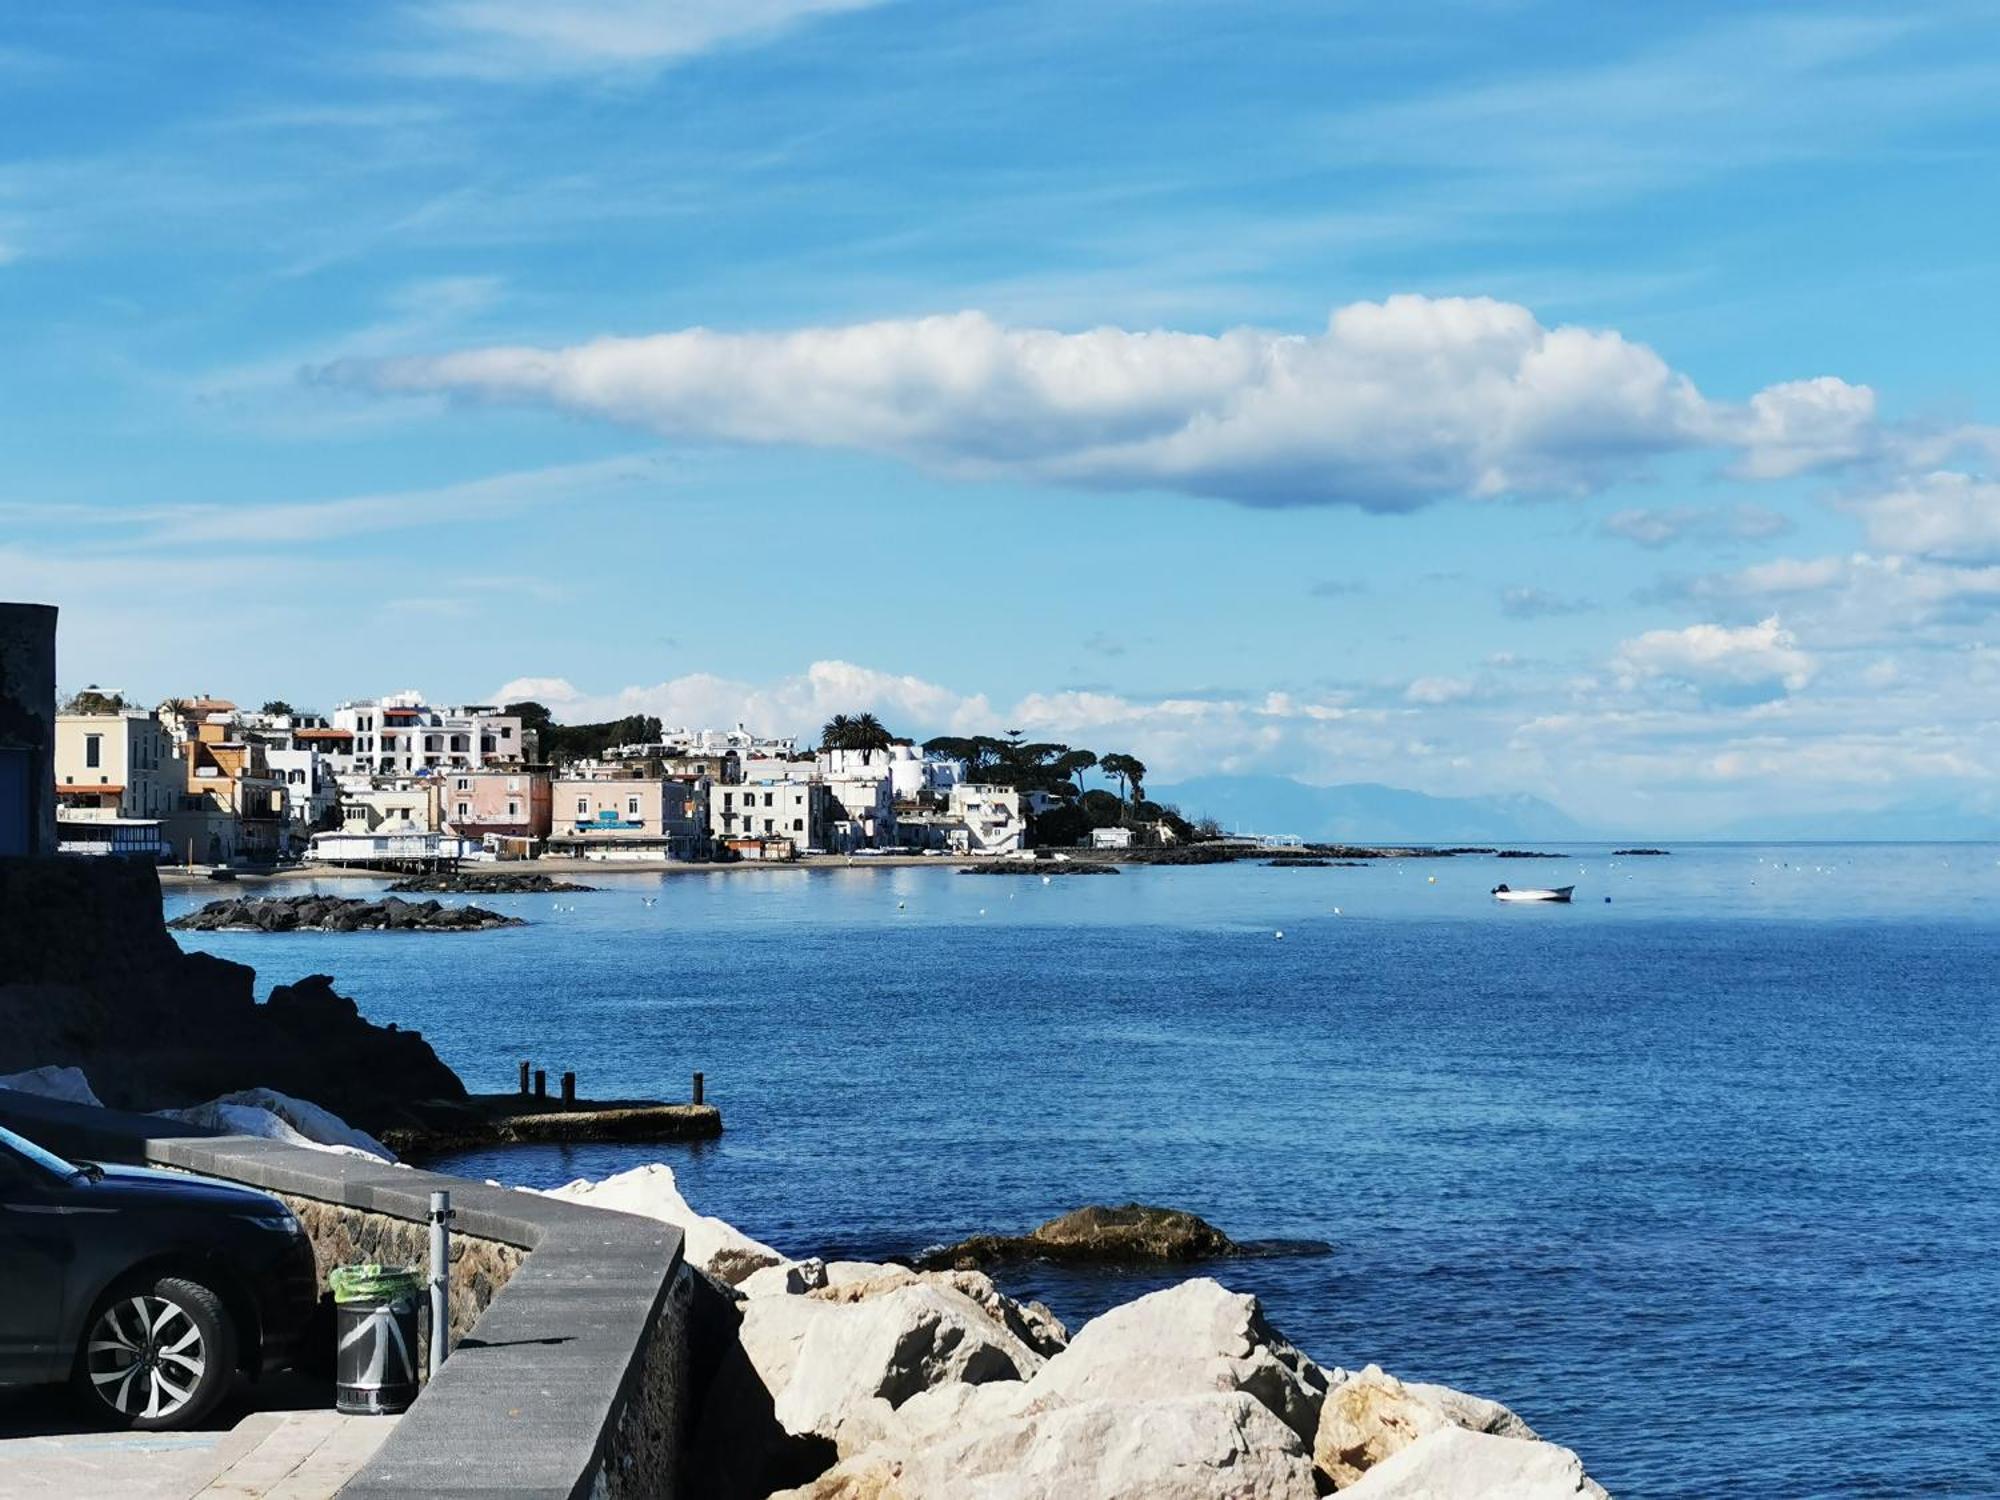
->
(75, 1275), (238, 1430)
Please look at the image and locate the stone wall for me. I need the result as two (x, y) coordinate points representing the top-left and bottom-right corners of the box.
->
(0, 601), (57, 858)
(281, 1193), (526, 1373)
(597, 1261), (696, 1498)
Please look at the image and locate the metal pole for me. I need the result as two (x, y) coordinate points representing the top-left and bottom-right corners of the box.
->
(428, 1190), (453, 1378)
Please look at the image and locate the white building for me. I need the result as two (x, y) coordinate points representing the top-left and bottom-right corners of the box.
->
(712, 778), (831, 849)
(1089, 825), (1134, 850)
(265, 746), (338, 847)
(329, 693), (528, 776)
(948, 784), (1026, 857)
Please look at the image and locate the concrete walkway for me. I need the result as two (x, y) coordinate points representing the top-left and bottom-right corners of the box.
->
(0, 1386), (397, 1499)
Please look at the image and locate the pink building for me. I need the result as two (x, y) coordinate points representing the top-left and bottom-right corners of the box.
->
(441, 769), (552, 845)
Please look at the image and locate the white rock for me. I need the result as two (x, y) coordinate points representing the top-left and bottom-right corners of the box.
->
(1026, 1277), (1327, 1445)
(741, 1257), (830, 1298)
(212, 1088), (394, 1160)
(164, 1099), (389, 1161)
(0, 1065), (103, 1107)
(774, 1281), (1048, 1447)
(775, 1392), (1320, 1500)
(1315, 1364), (1547, 1487)
(1336, 1425), (1607, 1499)
(532, 1163), (782, 1274)
(810, 1267), (1067, 1357)
(821, 1260), (900, 1288)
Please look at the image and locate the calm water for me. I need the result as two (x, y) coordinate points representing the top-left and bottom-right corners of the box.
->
(164, 847), (2000, 1497)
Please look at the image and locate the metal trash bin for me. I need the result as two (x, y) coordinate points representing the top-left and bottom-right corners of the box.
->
(330, 1264), (424, 1415)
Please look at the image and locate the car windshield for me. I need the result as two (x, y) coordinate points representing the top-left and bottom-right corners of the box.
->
(0, 1124), (81, 1180)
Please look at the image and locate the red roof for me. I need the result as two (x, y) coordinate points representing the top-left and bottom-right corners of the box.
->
(57, 783), (125, 796)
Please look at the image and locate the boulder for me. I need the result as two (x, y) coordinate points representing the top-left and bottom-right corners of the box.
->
(740, 1257), (831, 1298)
(165, 1098), (389, 1160)
(773, 1392), (1321, 1500)
(0, 1064), (103, 1106)
(774, 1280), (1051, 1448)
(1336, 1425), (1607, 1499)
(1314, 1364), (1543, 1487)
(809, 1268), (1068, 1358)
(199, 1087), (394, 1160)
(1026, 1278), (1327, 1446)
(531, 1163), (784, 1276)
(919, 1203), (1239, 1269)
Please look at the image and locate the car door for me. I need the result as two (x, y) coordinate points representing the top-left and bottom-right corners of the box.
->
(0, 1148), (76, 1383)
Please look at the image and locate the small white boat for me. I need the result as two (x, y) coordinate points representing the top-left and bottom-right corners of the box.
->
(1492, 884), (1574, 904)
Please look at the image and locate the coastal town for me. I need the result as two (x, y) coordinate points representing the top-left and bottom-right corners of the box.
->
(49, 687), (1196, 871)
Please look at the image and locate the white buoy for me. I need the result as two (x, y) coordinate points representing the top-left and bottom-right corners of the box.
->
(1427, 875), (1436, 884)
(1042, 875), (1051, 885)
(1333, 907), (1341, 915)
(897, 900), (905, 910)
(1274, 929), (1284, 939)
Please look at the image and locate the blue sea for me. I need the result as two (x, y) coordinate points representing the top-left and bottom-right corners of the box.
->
(163, 846), (2000, 1498)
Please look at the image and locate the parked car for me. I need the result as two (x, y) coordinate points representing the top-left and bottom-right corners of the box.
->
(0, 1125), (319, 1429)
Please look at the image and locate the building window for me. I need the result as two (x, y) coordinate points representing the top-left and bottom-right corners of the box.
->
(457, 778), (470, 792)
(626, 796), (640, 817)
(792, 818), (803, 831)
(507, 777), (520, 791)
(576, 797), (589, 816)
(507, 801), (519, 818)
(764, 792), (774, 807)
(85, 734), (102, 768)
(456, 802), (470, 819)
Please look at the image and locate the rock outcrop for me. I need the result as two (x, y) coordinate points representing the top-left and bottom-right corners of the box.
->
(163, 1086), (395, 1161)
(0, 856), (467, 1132)
(546, 1162), (1610, 1500)
(169, 894), (524, 932)
(385, 872), (597, 893)
(532, 1162), (784, 1278)
(918, 1203), (1239, 1268)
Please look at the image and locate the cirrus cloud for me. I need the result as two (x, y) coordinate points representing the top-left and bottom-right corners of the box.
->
(334, 295), (1876, 511)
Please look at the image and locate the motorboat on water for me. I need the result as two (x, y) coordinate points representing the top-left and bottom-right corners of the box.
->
(1491, 884), (1574, 903)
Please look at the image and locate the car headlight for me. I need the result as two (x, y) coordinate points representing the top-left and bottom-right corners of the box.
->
(235, 1209), (303, 1233)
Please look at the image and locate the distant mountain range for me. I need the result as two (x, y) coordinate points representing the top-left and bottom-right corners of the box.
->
(1148, 775), (1589, 844)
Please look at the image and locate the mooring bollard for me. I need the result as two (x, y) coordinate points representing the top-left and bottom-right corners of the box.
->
(561, 1071), (575, 1105)
(534, 1068), (546, 1099)
(428, 1190), (454, 1379)
(518, 1060), (530, 1096)
(692, 1070), (705, 1106)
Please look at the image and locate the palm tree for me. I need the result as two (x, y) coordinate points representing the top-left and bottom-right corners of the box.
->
(820, 714), (854, 750)
(849, 712), (891, 750)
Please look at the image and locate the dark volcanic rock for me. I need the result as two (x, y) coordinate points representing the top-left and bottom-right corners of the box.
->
(917, 1204), (1241, 1270)
(169, 894), (525, 933)
(958, 864), (1118, 876)
(1494, 849), (1567, 858)
(1613, 848), (1671, 856)
(1266, 856), (1333, 867)
(387, 872), (597, 894)
(0, 856), (467, 1132)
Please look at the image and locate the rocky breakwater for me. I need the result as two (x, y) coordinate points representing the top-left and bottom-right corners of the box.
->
(170, 893), (525, 933)
(386, 871), (598, 893)
(0, 855), (467, 1134)
(543, 1167), (1610, 1499)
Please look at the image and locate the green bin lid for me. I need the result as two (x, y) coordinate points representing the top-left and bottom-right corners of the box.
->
(329, 1263), (424, 1304)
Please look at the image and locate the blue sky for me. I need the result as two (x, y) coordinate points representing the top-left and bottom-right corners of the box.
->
(6, 1), (2000, 831)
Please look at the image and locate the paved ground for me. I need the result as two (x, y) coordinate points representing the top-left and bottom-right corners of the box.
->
(0, 1374), (398, 1498)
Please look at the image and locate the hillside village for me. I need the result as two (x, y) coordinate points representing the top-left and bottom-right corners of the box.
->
(51, 688), (1201, 869)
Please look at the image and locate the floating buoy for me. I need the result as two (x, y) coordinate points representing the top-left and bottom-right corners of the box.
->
(1427, 875), (1436, 884)
(897, 901), (905, 910)
(1333, 907), (1341, 916)
(1274, 929), (1284, 940)
(1042, 875), (1051, 885)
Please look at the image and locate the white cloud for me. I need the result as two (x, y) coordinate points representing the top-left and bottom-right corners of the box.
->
(416, 0), (885, 77)
(1613, 616), (1816, 697)
(1847, 470), (2000, 562)
(1405, 675), (1476, 705)
(1725, 376), (1878, 478)
(1600, 502), (1792, 548)
(340, 295), (1871, 511)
